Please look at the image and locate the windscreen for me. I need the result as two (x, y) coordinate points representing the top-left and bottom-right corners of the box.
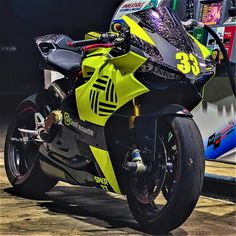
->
(133, 6), (195, 54)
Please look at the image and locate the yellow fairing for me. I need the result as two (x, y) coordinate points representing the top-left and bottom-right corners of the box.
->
(189, 34), (211, 59)
(76, 51), (149, 126)
(81, 49), (110, 78)
(90, 146), (121, 194)
(108, 50), (147, 74)
(76, 49), (148, 194)
(122, 15), (155, 46)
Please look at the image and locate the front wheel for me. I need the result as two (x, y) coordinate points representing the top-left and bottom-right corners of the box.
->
(126, 116), (205, 233)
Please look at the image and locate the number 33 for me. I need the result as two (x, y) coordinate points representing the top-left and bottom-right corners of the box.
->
(176, 52), (200, 76)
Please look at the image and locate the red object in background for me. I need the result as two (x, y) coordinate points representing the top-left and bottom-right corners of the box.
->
(215, 139), (220, 145)
(223, 26), (236, 60)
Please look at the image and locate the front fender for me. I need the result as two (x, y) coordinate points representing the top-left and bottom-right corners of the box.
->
(140, 104), (193, 118)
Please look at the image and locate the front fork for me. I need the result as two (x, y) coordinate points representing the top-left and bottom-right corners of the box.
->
(124, 99), (148, 174)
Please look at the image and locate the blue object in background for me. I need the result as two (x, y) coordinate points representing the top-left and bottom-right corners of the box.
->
(205, 120), (236, 160)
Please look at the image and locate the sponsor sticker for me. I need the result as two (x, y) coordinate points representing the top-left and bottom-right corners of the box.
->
(64, 112), (94, 136)
(113, 0), (150, 21)
(120, 2), (145, 12)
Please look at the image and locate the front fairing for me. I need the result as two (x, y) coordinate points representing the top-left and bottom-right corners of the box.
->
(132, 7), (208, 80)
(111, 1), (211, 81)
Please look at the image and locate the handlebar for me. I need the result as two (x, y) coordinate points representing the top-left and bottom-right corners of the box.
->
(67, 33), (120, 48)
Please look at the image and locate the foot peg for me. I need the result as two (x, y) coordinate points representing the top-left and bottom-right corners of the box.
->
(18, 111), (63, 143)
(18, 128), (39, 135)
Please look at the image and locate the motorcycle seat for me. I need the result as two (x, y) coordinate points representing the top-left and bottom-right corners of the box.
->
(47, 49), (81, 75)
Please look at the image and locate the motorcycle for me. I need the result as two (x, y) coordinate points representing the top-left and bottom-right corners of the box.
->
(5, 0), (233, 233)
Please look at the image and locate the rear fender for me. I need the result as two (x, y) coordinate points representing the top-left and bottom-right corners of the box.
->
(17, 90), (59, 115)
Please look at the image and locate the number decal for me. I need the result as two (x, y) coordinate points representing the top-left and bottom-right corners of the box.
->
(176, 52), (200, 76)
(176, 52), (191, 74)
(189, 54), (200, 76)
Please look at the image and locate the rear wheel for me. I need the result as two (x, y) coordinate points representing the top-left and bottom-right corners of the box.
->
(4, 101), (58, 195)
(126, 116), (205, 233)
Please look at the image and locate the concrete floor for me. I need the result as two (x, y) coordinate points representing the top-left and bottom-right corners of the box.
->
(206, 161), (236, 178)
(0, 156), (236, 236)
(0, 98), (235, 235)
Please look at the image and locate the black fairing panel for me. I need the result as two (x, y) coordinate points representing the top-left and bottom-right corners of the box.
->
(105, 112), (131, 194)
(135, 73), (202, 113)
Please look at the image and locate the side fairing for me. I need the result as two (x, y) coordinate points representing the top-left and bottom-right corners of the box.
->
(75, 50), (149, 194)
(75, 51), (149, 126)
(90, 146), (121, 194)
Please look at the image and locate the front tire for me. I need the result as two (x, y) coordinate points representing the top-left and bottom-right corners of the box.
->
(126, 116), (205, 233)
(4, 100), (58, 195)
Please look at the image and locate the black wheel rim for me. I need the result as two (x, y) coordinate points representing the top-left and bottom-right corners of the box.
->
(129, 119), (179, 217)
(8, 107), (39, 181)
(161, 129), (178, 201)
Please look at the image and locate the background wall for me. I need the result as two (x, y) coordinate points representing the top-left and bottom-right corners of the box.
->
(0, 0), (123, 94)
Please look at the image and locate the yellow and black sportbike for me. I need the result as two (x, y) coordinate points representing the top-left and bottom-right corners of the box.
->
(5, 0), (234, 233)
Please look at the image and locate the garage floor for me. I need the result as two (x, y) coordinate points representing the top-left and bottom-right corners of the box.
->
(0, 156), (235, 236)
(0, 97), (235, 235)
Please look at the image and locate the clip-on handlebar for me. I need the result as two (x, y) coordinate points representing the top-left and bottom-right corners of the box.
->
(67, 28), (131, 52)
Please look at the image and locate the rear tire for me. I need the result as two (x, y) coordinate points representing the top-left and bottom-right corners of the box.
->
(126, 116), (205, 233)
(4, 100), (58, 195)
